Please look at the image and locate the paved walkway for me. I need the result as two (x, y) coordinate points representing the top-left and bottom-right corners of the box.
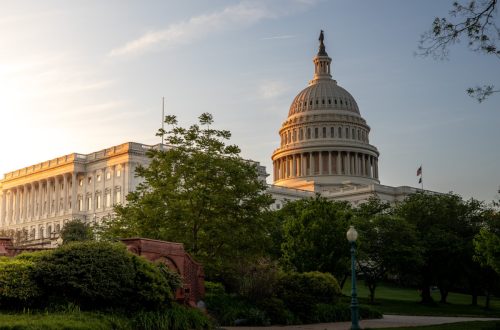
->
(223, 315), (500, 330)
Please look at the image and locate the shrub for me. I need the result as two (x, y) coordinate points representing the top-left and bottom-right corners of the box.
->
(235, 258), (281, 302)
(0, 259), (40, 309)
(204, 292), (269, 326)
(204, 282), (225, 296)
(276, 271), (341, 322)
(32, 241), (174, 311)
(310, 303), (382, 323)
(129, 254), (177, 310)
(130, 303), (214, 330)
(255, 297), (296, 325)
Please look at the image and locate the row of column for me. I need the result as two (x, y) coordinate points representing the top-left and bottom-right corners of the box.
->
(273, 151), (378, 181)
(0, 163), (128, 227)
(0, 172), (76, 226)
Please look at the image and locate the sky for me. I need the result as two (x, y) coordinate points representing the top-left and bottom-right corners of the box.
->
(0, 0), (499, 202)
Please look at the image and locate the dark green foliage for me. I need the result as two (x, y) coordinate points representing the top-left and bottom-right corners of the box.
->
(100, 113), (273, 279)
(232, 258), (281, 303)
(279, 196), (352, 280)
(255, 297), (297, 325)
(204, 281), (225, 296)
(204, 291), (269, 326)
(276, 271), (341, 322)
(60, 219), (94, 243)
(0, 259), (40, 308)
(310, 303), (382, 323)
(130, 303), (214, 330)
(395, 192), (485, 304)
(31, 241), (174, 311)
(354, 213), (422, 303)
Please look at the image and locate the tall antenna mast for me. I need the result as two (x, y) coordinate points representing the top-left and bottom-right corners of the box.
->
(161, 97), (165, 145)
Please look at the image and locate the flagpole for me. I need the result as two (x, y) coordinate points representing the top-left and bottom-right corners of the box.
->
(161, 97), (165, 145)
(420, 164), (424, 190)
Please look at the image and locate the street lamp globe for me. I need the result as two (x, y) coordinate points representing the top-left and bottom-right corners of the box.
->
(346, 225), (358, 242)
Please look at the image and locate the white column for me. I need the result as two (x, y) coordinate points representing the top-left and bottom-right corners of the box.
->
(1, 191), (6, 225)
(346, 152), (351, 175)
(337, 151), (341, 175)
(292, 155), (296, 177)
(328, 151), (332, 175)
(375, 158), (379, 179)
(362, 155), (366, 176)
(309, 152), (313, 175)
(63, 174), (68, 214)
(55, 177), (60, 215)
(319, 152), (323, 175)
(71, 173), (77, 213)
(301, 154), (306, 176)
(30, 183), (35, 220)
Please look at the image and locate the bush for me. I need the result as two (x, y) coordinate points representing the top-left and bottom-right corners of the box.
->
(130, 303), (214, 330)
(0, 259), (40, 308)
(204, 291), (269, 326)
(204, 281), (225, 296)
(276, 271), (341, 322)
(32, 241), (174, 311)
(255, 297), (296, 325)
(235, 258), (281, 303)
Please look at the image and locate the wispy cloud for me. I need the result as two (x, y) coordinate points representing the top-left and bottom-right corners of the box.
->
(259, 80), (289, 99)
(261, 35), (296, 40)
(109, 2), (274, 57)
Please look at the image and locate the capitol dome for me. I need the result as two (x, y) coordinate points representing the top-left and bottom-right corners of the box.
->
(271, 31), (380, 191)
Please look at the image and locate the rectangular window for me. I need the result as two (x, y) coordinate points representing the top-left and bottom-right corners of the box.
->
(106, 193), (111, 207)
(314, 128), (318, 138)
(116, 169), (121, 177)
(116, 190), (121, 204)
(88, 177), (92, 185)
(97, 174), (101, 182)
(106, 172), (111, 180)
(96, 195), (101, 209)
(87, 196), (92, 210)
(79, 179), (83, 187)
(78, 199), (83, 211)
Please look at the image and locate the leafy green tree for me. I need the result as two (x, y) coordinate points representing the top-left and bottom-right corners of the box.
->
(60, 219), (94, 244)
(279, 196), (352, 286)
(395, 192), (484, 304)
(101, 113), (273, 279)
(353, 214), (422, 304)
(418, 0), (499, 102)
(474, 209), (500, 274)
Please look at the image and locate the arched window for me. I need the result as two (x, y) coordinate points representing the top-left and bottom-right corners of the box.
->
(357, 129), (360, 140)
(314, 128), (319, 138)
(352, 128), (355, 139)
(331, 127), (334, 137)
(293, 130), (297, 142)
(346, 127), (349, 138)
(322, 127), (326, 138)
(307, 128), (311, 139)
(299, 129), (303, 140)
(338, 127), (342, 138)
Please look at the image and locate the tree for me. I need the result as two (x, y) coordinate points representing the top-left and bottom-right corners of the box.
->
(418, 0), (499, 102)
(101, 113), (273, 279)
(353, 214), (422, 304)
(279, 196), (352, 287)
(60, 219), (94, 244)
(395, 192), (483, 304)
(474, 209), (500, 274)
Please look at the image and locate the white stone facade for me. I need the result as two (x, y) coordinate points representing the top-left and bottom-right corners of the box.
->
(0, 142), (157, 247)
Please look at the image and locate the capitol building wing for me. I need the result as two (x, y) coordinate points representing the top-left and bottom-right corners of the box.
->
(0, 142), (154, 246)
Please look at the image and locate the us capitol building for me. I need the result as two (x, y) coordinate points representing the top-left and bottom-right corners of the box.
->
(0, 32), (422, 246)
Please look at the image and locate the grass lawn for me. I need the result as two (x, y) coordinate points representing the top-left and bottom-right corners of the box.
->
(342, 280), (500, 317)
(368, 320), (500, 330)
(0, 311), (129, 330)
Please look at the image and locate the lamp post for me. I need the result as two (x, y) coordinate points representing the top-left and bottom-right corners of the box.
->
(347, 225), (360, 330)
